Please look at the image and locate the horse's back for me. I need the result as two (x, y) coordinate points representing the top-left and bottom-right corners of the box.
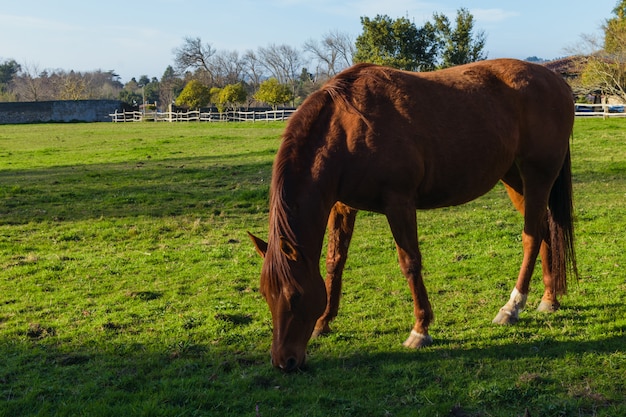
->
(281, 59), (574, 211)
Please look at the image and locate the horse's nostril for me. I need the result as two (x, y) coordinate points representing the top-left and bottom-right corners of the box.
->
(283, 357), (298, 372)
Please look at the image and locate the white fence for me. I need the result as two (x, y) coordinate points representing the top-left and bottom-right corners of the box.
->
(110, 104), (626, 122)
(575, 103), (626, 118)
(109, 109), (296, 122)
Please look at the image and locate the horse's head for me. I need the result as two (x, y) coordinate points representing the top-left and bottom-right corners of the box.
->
(249, 232), (326, 372)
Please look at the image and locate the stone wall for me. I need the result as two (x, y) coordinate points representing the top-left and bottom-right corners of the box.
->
(0, 100), (123, 124)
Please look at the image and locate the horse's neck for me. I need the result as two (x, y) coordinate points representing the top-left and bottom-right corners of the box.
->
(271, 185), (331, 262)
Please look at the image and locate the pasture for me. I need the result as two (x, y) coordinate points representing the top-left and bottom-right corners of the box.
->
(0, 120), (624, 416)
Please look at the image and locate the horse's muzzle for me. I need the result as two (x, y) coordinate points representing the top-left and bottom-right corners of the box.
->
(271, 352), (305, 372)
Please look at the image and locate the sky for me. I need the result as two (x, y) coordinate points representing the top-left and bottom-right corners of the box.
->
(0, 0), (619, 83)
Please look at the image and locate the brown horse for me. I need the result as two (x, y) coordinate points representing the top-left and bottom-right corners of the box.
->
(249, 59), (577, 372)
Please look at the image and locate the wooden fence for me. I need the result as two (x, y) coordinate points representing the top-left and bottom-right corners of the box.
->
(110, 104), (626, 122)
(575, 103), (626, 118)
(109, 109), (296, 122)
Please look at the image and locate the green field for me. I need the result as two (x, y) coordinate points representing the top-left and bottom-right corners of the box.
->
(0, 119), (624, 416)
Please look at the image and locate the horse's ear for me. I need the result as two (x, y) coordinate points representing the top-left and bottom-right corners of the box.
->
(248, 232), (267, 258)
(279, 236), (299, 262)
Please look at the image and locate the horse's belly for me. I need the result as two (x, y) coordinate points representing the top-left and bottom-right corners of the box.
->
(415, 177), (502, 209)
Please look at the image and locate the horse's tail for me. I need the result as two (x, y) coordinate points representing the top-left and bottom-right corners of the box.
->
(547, 147), (578, 295)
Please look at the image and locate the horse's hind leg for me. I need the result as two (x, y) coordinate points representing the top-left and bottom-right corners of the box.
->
(313, 203), (357, 337)
(385, 204), (433, 348)
(494, 176), (555, 324)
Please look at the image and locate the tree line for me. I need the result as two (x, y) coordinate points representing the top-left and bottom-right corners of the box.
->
(0, 9), (487, 110)
(2, 4), (626, 109)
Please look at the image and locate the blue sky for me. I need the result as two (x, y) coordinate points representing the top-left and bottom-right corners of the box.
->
(0, 0), (618, 83)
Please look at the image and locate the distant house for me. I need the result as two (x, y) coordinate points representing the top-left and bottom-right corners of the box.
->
(543, 56), (604, 104)
(542, 56), (586, 81)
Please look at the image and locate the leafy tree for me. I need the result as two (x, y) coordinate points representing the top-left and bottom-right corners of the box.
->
(119, 89), (142, 106)
(0, 59), (20, 88)
(354, 14), (438, 71)
(295, 68), (317, 104)
(209, 87), (223, 112)
(604, 0), (626, 54)
(218, 83), (247, 110)
(576, 1), (626, 102)
(254, 78), (293, 109)
(432, 8), (487, 68)
(159, 65), (183, 110)
(119, 78), (139, 105)
(175, 79), (211, 109)
(143, 77), (161, 105)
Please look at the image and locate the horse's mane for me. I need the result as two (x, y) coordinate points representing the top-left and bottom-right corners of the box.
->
(263, 63), (380, 293)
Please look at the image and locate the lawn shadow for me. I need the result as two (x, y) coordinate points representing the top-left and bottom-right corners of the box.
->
(1, 319), (624, 416)
(0, 152), (273, 224)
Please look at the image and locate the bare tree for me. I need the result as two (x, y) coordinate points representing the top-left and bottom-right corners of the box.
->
(59, 71), (88, 100)
(10, 65), (123, 102)
(304, 30), (355, 79)
(173, 37), (217, 83)
(257, 44), (305, 105)
(258, 44), (304, 86)
(242, 50), (266, 88)
(211, 50), (245, 86)
(12, 63), (45, 101)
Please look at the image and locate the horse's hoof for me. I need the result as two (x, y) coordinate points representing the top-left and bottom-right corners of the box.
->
(492, 309), (519, 325)
(537, 300), (559, 313)
(402, 330), (433, 349)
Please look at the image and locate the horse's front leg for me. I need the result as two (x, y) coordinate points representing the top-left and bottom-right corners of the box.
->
(386, 205), (433, 348)
(313, 203), (357, 337)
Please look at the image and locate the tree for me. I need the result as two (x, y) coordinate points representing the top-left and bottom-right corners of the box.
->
(604, 0), (626, 54)
(304, 30), (355, 79)
(354, 14), (438, 71)
(59, 70), (87, 100)
(119, 76), (159, 107)
(0, 59), (19, 100)
(296, 68), (318, 104)
(257, 44), (304, 101)
(175, 79), (211, 109)
(159, 66), (183, 109)
(254, 78), (293, 109)
(143, 77), (161, 105)
(575, 1), (626, 102)
(432, 8), (487, 68)
(217, 83), (247, 111)
(173, 37), (217, 84)
(11, 63), (45, 101)
(242, 50), (266, 89)
(119, 78), (142, 106)
(0, 59), (20, 90)
(211, 50), (245, 86)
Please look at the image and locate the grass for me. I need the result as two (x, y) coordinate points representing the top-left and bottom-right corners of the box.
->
(0, 119), (625, 416)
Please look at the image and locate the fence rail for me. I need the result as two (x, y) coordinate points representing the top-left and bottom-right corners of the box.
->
(109, 109), (296, 122)
(110, 104), (626, 122)
(575, 103), (626, 118)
